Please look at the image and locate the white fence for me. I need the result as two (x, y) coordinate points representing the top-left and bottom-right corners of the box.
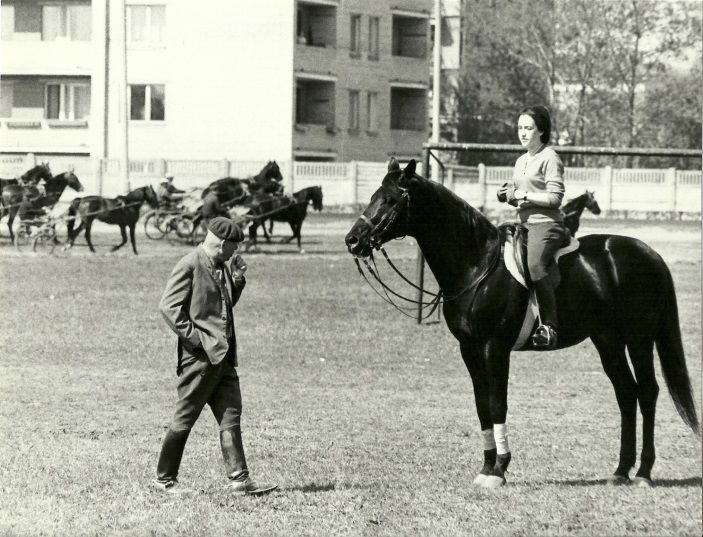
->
(1, 154), (700, 215)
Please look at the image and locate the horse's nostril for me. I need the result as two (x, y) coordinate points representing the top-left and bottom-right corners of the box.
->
(347, 236), (358, 247)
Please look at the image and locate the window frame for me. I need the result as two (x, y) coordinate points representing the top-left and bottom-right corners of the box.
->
(127, 4), (166, 44)
(367, 16), (380, 61)
(41, 3), (92, 42)
(366, 91), (378, 133)
(349, 14), (362, 58)
(44, 81), (91, 121)
(348, 89), (360, 133)
(128, 83), (166, 122)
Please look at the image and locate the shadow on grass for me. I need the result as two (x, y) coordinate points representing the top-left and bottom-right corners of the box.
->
(543, 476), (702, 488)
(286, 482), (336, 493)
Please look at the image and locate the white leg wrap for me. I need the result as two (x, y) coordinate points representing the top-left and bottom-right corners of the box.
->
(493, 423), (510, 455)
(481, 429), (496, 451)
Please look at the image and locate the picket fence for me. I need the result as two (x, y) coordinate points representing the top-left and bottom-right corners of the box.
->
(1, 153), (700, 215)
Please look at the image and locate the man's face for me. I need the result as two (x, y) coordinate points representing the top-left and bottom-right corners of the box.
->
(214, 239), (239, 263)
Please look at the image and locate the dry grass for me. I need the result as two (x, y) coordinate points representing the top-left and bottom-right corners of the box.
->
(0, 216), (700, 536)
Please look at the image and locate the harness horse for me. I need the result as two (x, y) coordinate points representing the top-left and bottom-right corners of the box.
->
(345, 158), (699, 488)
(66, 185), (159, 255)
(0, 163), (56, 241)
(562, 190), (601, 236)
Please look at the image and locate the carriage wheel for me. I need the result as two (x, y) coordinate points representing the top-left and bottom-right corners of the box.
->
(174, 214), (196, 240)
(13, 226), (32, 252)
(144, 212), (167, 240)
(32, 227), (57, 255)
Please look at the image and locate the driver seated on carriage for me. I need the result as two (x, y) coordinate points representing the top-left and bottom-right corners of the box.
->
(157, 176), (186, 210)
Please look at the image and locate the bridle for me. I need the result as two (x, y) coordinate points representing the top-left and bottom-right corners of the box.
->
(353, 184), (501, 320)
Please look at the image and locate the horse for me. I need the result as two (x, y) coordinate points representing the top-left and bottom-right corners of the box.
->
(245, 186), (323, 252)
(201, 160), (284, 206)
(1, 166), (81, 242)
(65, 185), (159, 255)
(344, 158), (699, 488)
(562, 190), (601, 236)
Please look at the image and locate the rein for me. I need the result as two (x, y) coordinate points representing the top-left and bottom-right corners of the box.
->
(353, 186), (502, 319)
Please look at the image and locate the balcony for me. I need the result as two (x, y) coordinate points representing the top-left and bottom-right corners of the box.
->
(0, 119), (90, 153)
(1, 41), (93, 75)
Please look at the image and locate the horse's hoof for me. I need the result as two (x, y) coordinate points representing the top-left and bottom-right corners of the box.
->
(633, 477), (653, 488)
(607, 475), (631, 486)
(472, 474), (488, 486)
(482, 475), (506, 488)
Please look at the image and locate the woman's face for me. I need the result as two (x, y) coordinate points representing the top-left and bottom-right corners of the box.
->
(517, 114), (543, 150)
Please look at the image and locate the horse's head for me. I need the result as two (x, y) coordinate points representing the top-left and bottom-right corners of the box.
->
(63, 170), (84, 192)
(265, 160), (283, 182)
(310, 186), (323, 211)
(345, 158), (417, 258)
(23, 163), (52, 185)
(585, 190), (601, 215)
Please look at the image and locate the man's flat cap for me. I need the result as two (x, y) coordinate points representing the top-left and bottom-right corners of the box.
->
(207, 216), (244, 242)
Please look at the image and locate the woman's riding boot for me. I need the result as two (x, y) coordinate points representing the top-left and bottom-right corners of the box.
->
(220, 427), (248, 480)
(533, 277), (558, 349)
(156, 428), (191, 483)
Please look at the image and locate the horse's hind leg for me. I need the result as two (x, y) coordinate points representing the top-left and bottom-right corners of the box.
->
(592, 334), (638, 484)
(84, 220), (96, 253)
(128, 223), (138, 255)
(627, 339), (658, 486)
(112, 225), (127, 252)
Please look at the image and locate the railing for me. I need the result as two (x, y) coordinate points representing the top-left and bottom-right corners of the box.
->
(0, 155), (699, 215)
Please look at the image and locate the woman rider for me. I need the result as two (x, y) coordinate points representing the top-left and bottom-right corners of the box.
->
(497, 105), (566, 349)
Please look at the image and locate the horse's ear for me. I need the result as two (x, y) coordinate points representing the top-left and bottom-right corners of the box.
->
(403, 159), (416, 178)
(387, 158), (400, 172)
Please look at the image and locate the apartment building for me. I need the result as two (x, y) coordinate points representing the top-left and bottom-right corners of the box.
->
(0, 0), (431, 163)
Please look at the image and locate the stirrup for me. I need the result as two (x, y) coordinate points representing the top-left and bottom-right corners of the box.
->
(532, 324), (558, 349)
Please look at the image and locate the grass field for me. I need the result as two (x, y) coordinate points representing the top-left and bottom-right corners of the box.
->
(0, 215), (700, 536)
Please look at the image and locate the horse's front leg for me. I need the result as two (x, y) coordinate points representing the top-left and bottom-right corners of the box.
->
(463, 339), (513, 488)
(7, 208), (17, 242)
(111, 224), (127, 252)
(459, 340), (496, 486)
(128, 223), (138, 255)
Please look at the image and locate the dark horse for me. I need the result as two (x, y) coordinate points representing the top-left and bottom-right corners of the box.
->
(562, 190), (601, 236)
(1, 163), (55, 238)
(201, 161), (284, 206)
(246, 186), (323, 251)
(345, 159), (698, 488)
(1, 166), (83, 242)
(66, 185), (159, 254)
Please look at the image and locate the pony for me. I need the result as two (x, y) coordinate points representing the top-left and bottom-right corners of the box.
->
(201, 161), (284, 207)
(345, 158), (698, 488)
(245, 186), (323, 251)
(65, 185), (159, 255)
(562, 190), (601, 236)
(1, 166), (82, 242)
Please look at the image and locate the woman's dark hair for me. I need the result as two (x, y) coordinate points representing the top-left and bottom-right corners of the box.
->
(520, 105), (551, 144)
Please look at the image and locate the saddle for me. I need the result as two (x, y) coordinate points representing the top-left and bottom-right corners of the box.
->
(498, 223), (580, 350)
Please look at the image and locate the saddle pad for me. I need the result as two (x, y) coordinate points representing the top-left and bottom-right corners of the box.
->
(505, 237), (580, 351)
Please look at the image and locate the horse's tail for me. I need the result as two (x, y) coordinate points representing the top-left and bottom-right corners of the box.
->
(655, 263), (700, 436)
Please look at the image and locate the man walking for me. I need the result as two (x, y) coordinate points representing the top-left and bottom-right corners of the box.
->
(155, 216), (277, 496)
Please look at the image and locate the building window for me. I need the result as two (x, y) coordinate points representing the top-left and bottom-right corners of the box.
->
(366, 91), (378, 132)
(296, 3), (336, 47)
(46, 83), (91, 120)
(368, 17), (379, 60)
(128, 5), (165, 43)
(348, 90), (360, 132)
(0, 82), (12, 118)
(129, 84), (165, 121)
(295, 79), (336, 127)
(42, 4), (92, 41)
(391, 87), (426, 131)
(350, 15), (361, 57)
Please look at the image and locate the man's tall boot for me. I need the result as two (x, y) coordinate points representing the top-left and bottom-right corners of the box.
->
(220, 427), (277, 495)
(154, 428), (194, 494)
(532, 277), (558, 349)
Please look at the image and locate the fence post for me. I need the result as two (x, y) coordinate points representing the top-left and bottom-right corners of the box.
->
(286, 160), (294, 193)
(446, 167), (454, 191)
(158, 158), (167, 178)
(95, 158), (104, 195)
(25, 152), (37, 169)
(348, 161), (359, 204)
(601, 165), (613, 215)
(477, 163), (487, 210)
(666, 167), (677, 215)
(222, 158), (230, 177)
